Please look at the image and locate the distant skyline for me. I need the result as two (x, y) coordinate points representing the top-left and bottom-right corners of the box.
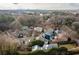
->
(0, 3), (79, 10)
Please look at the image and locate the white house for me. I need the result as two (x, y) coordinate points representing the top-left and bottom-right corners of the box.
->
(32, 43), (58, 52)
(42, 44), (58, 51)
(32, 45), (42, 51)
(34, 27), (43, 32)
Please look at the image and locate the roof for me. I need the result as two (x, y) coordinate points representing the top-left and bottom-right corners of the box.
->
(34, 27), (43, 32)
(42, 44), (58, 50)
(43, 29), (63, 40)
(32, 45), (42, 51)
(21, 26), (29, 30)
(32, 44), (58, 51)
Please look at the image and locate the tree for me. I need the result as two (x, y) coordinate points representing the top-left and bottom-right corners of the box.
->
(72, 22), (79, 33)
(0, 34), (19, 55)
(28, 50), (45, 55)
(19, 15), (38, 27)
(47, 47), (68, 55)
(64, 17), (75, 26)
(58, 47), (68, 55)
(0, 15), (15, 24)
(0, 15), (15, 32)
(47, 48), (59, 55)
(43, 15), (50, 20)
(28, 40), (44, 47)
(0, 23), (9, 32)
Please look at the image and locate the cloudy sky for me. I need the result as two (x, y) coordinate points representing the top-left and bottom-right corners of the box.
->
(0, 3), (79, 10)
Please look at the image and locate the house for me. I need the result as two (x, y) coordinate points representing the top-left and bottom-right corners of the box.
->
(42, 28), (63, 40)
(41, 27), (69, 44)
(35, 27), (66, 42)
(21, 26), (32, 37)
(34, 27), (43, 32)
(32, 43), (58, 52)
(32, 45), (42, 51)
(32, 27), (43, 37)
(12, 31), (24, 38)
(21, 26), (29, 31)
(18, 32), (24, 38)
(42, 43), (58, 51)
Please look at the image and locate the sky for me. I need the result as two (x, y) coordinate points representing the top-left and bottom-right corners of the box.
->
(0, 3), (79, 10)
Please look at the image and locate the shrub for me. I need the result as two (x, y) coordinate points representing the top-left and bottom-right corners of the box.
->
(46, 48), (59, 55)
(29, 40), (44, 47)
(64, 17), (75, 26)
(68, 51), (79, 55)
(27, 47), (68, 55)
(58, 40), (77, 45)
(19, 16), (37, 27)
(46, 47), (68, 55)
(0, 15), (14, 24)
(28, 50), (46, 55)
(0, 33), (19, 55)
(72, 22), (79, 33)
(43, 15), (50, 20)
(58, 47), (68, 55)
(0, 15), (15, 32)
(0, 23), (9, 32)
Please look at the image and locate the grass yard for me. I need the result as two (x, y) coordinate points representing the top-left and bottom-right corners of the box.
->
(59, 44), (77, 50)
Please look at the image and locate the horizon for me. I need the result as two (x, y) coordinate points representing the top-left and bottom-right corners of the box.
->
(0, 3), (79, 10)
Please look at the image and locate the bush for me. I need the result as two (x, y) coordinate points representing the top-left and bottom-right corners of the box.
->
(63, 17), (75, 26)
(0, 23), (9, 32)
(46, 48), (59, 55)
(27, 47), (68, 55)
(19, 16), (37, 27)
(58, 47), (68, 55)
(58, 40), (77, 45)
(46, 47), (68, 55)
(0, 34), (19, 55)
(0, 15), (15, 32)
(68, 51), (79, 55)
(29, 40), (44, 47)
(72, 22), (79, 33)
(43, 15), (50, 20)
(28, 50), (46, 55)
(0, 15), (14, 24)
